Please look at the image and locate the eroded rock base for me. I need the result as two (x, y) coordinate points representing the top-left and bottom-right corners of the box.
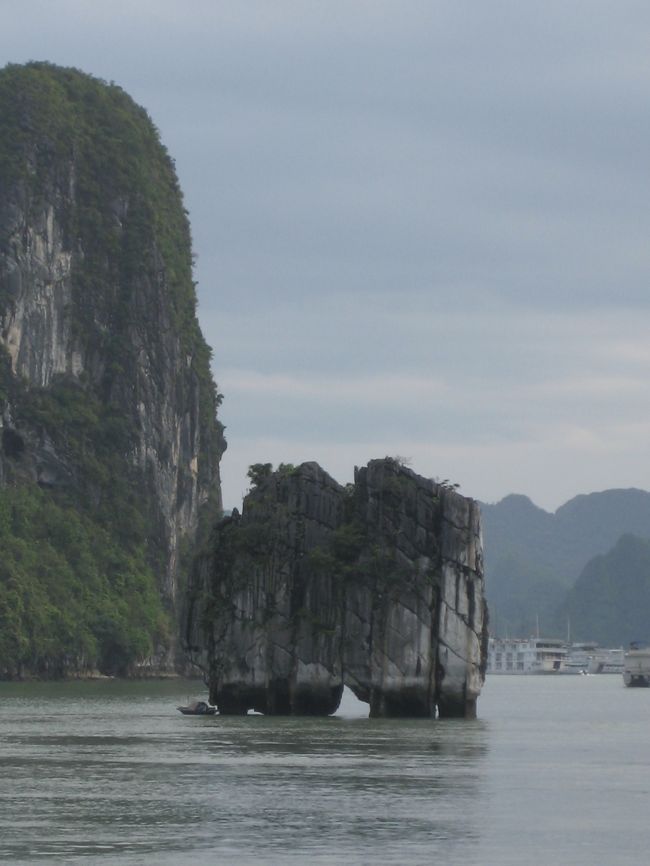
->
(186, 459), (488, 718)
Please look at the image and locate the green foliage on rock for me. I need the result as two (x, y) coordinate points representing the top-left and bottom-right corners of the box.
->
(0, 63), (193, 334)
(0, 485), (168, 678)
(0, 60), (223, 479)
(246, 463), (299, 489)
(247, 463), (274, 487)
(0, 62), (225, 677)
(0, 370), (172, 678)
(13, 375), (161, 558)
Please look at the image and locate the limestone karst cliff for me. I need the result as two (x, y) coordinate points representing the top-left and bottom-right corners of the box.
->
(0, 63), (225, 677)
(185, 459), (488, 718)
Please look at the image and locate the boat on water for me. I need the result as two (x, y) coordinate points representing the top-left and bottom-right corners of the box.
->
(565, 644), (624, 675)
(487, 637), (568, 674)
(177, 700), (217, 715)
(623, 642), (650, 687)
(487, 638), (625, 676)
(563, 642), (597, 675)
(587, 647), (624, 675)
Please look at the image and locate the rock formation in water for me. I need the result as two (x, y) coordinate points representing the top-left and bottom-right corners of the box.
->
(185, 459), (487, 718)
(0, 63), (225, 677)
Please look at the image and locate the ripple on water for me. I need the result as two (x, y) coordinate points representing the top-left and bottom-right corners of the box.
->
(1, 676), (649, 865)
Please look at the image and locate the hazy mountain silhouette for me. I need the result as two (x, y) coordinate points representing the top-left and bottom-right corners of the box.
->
(481, 488), (650, 638)
(563, 535), (650, 647)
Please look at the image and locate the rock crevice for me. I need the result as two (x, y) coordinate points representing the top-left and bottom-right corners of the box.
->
(0, 63), (225, 675)
(186, 459), (488, 718)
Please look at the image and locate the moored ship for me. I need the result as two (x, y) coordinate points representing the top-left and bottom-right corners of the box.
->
(488, 638), (625, 675)
(587, 647), (624, 675)
(623, 642), (650, 687)
(487, 637), (568, 673)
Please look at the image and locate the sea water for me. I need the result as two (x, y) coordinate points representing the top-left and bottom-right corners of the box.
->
(0, 675), (648, 865)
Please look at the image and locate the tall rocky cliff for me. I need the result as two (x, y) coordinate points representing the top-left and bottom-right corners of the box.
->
(0, 63), (225, 676)
(185, 459), (487, 718)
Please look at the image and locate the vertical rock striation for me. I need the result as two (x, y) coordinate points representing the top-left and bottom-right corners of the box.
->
(0, 63), (225, 674)
(186, 459), (487, 718)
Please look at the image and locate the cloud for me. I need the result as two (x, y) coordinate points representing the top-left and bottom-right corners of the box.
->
(4, 1), (650, 512)
(222, 369), (449, 405)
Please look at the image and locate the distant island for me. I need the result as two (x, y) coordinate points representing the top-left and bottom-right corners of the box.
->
(482, 489), (650, 645)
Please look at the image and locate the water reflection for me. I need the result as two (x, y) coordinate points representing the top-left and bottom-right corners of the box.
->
(0, 680), (489, 864)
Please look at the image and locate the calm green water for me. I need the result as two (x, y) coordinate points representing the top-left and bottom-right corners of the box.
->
(0, 675), (648, 865)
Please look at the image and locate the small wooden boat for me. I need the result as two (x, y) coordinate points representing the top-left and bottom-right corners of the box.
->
(177, 700), (217, 715)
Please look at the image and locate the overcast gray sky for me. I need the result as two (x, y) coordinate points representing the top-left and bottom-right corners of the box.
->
(4, 0), (650, 511)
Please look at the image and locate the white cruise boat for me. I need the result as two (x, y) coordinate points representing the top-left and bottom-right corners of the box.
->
(564, 642), (597, 674)
(623, 642), (650, 687)
(587, 647), (624, 675)
(487, 637), (568, 674)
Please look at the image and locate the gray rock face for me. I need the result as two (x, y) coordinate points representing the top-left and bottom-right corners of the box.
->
(185, 459), (488, 718)
(0, 64), (225, 645)
(0, 196), (223, 601)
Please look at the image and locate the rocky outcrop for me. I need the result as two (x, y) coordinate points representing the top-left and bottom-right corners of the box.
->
(0, 63), (225, 673)
(185, 459), (487, 718)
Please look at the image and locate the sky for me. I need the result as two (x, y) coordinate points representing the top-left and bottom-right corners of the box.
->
(3, 1), (650, 512)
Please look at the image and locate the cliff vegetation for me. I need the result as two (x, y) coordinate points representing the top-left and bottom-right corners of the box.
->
(185, 459), (487, 718)
(0, 62), (225, 677)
